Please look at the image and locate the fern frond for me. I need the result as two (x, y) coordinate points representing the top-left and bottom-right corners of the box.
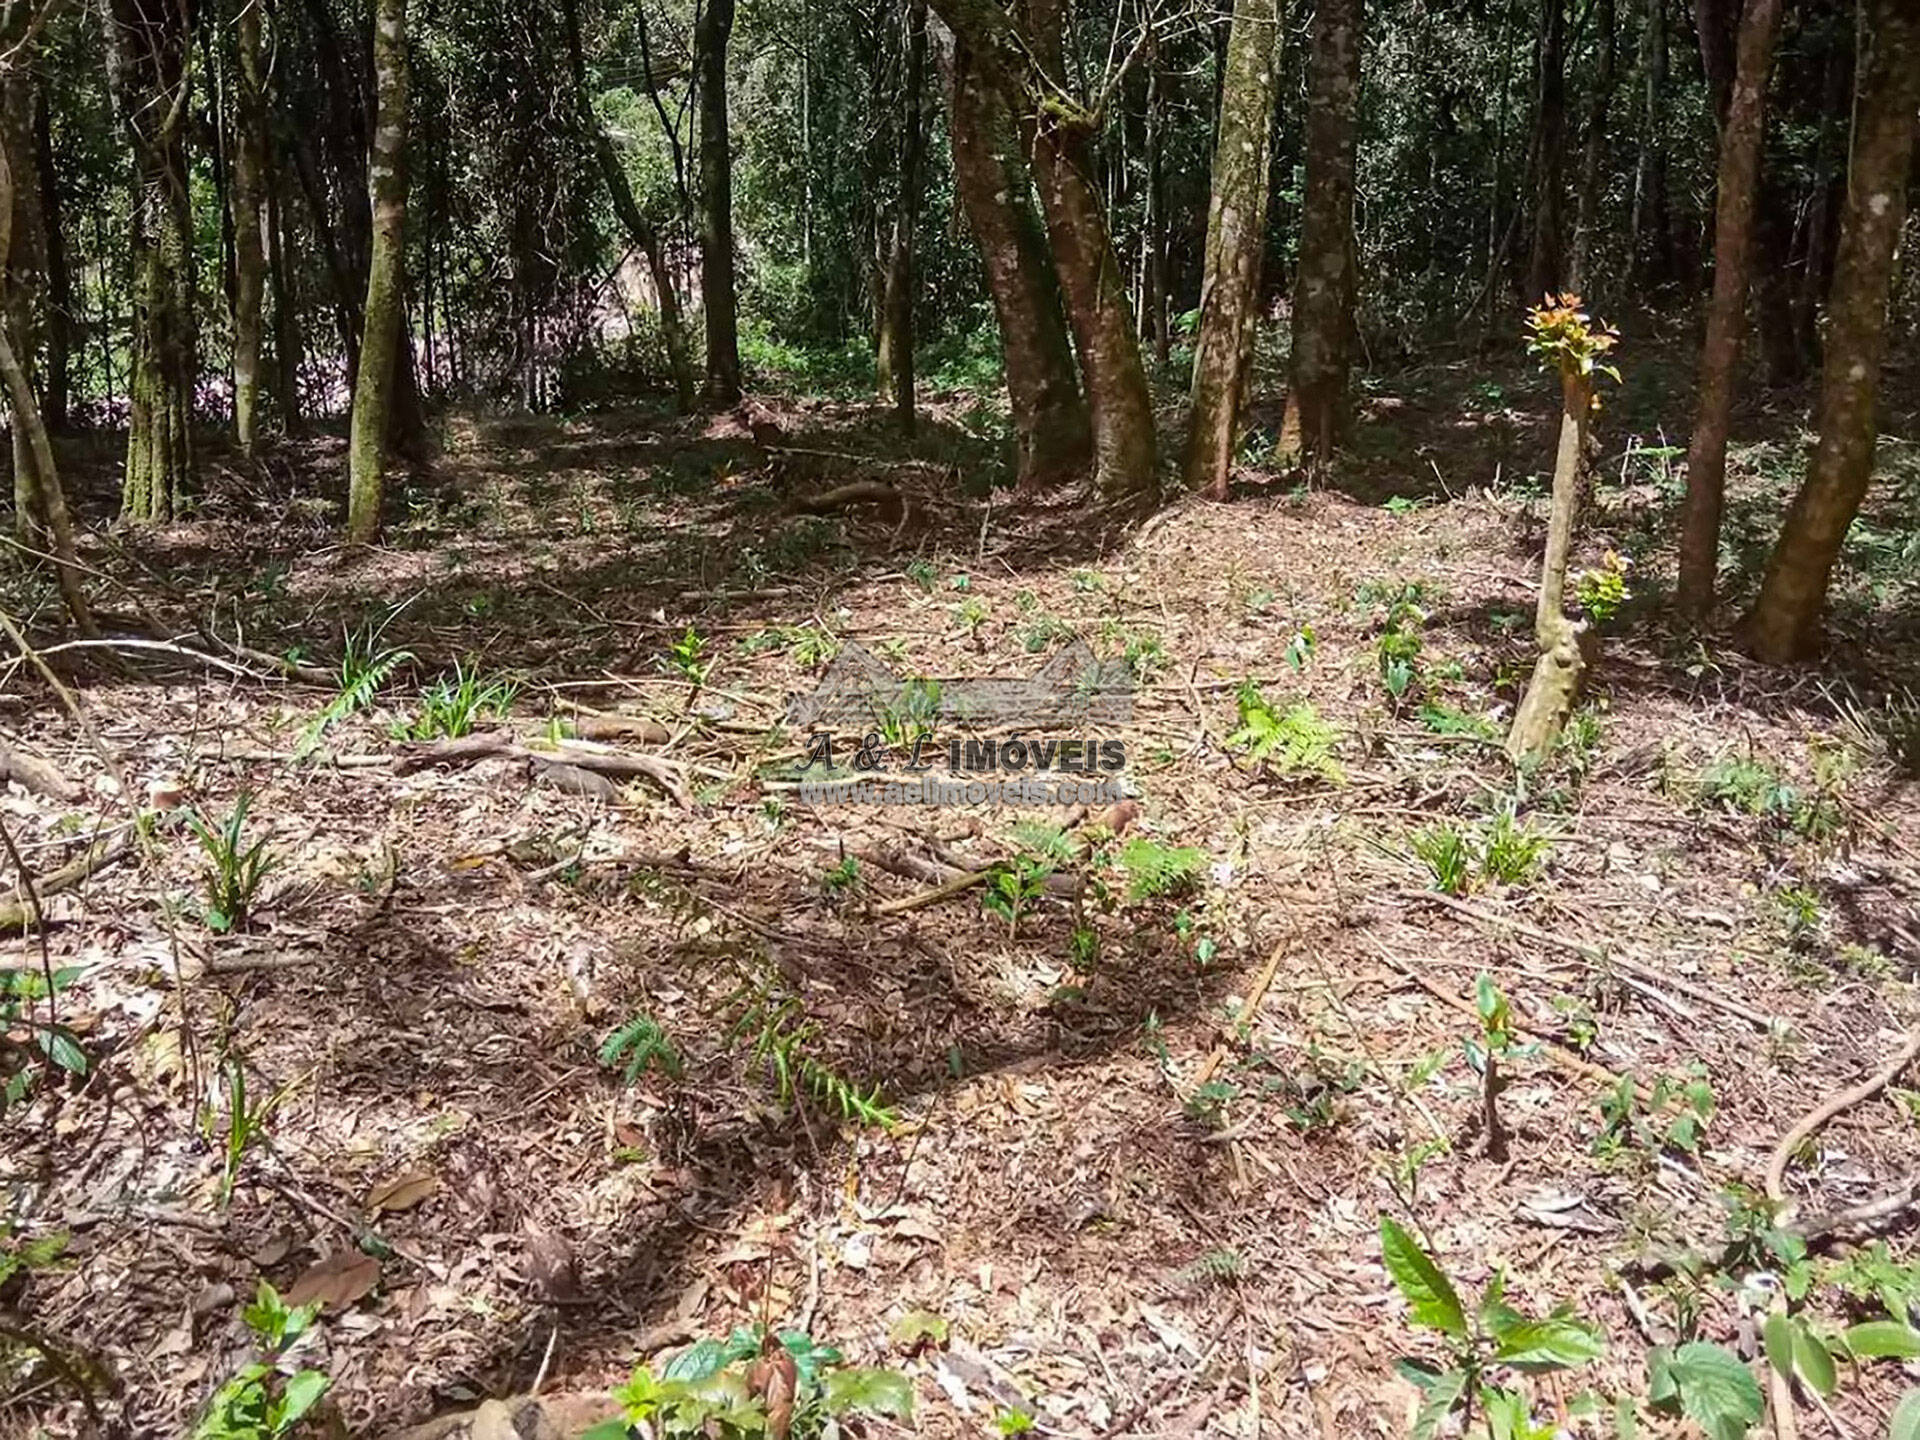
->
(1118, 838), (1205, 902)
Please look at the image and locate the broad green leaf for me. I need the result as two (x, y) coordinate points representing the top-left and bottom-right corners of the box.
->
(1494, 1315), (1606, 1371)
(1379, 1215), (1468, 1339)
(1665, 1342), (1762, 1440)
(821, 1366), (914, 1418)
(576, 1422), (630, 1440)
(1645, 1346), (1676, 1408)
(1889, 1387), (1920, 1440)
(1842, 1320), (1920, 1361)
(1762, 1313), (1793, 1379)
(1410, 1368), (1468, 1440)
(1791, 1322), (1836, 1398)
(660, 1339), (731, 1382)
(37, 1026), (87, 1075)
(888, 1309), (949, 1348)
(276, 1369), (330, 1428)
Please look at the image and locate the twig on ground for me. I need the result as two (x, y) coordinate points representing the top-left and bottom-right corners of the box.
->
(0, 829), (135, 931)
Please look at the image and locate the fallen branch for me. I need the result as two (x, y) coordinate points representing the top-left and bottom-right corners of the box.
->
(0, 744), (79, 802)
(0, 829), (135, 931)
(1767, 1025), (1920, 1209)
(391, 731), (692, 810)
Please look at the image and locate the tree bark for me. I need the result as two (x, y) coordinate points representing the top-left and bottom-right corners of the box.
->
(929, 0), (1156, 502)
(346, 0), (408, 544)
(1277, 0), (1361, 477)
(231, 0), (268, 455)
(1142, 43), (1169, 367)
(107, 0), (197, 525)
(30, 89), (67, 434)
(1524, 0), (1568, 302)
(1508, 364), (1595, 764)
(1741, 0), (1920, 663)
(265, 135), (304, 432)
(1629, 0), (1672, 287)
(696, 0), (741, 406)
(876, 0), (929, 431)
(3, 33), (47, 541)
(1184, 0), (1281, 498)
(1675, 0), (1783, 619)
(938, 24), (1089, 488)
(1567, 0), (1617, 294)
(560, 0), (696, 412)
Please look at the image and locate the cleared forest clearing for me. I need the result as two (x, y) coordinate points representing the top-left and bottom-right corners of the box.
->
(3, 345), (1918, 1436)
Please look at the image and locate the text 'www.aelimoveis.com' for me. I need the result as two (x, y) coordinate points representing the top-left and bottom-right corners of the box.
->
(798, 775), (1127, 807)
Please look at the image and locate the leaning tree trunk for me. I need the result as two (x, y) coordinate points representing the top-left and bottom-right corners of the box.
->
(696, 0), (741, 406)
(938, 24), (1089, 488)
(0, 117), (94, 635)
(1277, 0), (1361, 477)
(107, 0), (196, 525)
(1524, 0), (1568, 303)
(1741, 0), (1920, 663)
(1567, 0), (1616, 294)
(876, 0), (928, 431)
(1184, 0), (1281, 498)
(1508, 356), (1598, 765)
(231, 0), (268, 455)
(561, 0), (696, 412)
(1675, 0), (1783, 620)
(346, 0), (409, 544)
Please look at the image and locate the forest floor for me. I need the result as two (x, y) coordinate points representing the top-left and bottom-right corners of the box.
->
(3, 332), (1920, 1439)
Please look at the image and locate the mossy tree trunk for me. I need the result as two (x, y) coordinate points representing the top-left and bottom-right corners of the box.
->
(938, 23), (1089, 488)
(1184, 0), (1280, 498)
(876, 0), (928, 432)
(108, 0), (196, 525)
(1277, 0), (1361, 477)
(231, 0), (268, 456)
(1507, 365), (1594, 766)
(346, 0), (409, 544)
(1741, 0), (1920, 663)
(696, 0), (742, 407)
(1675, 0), (1783, 620)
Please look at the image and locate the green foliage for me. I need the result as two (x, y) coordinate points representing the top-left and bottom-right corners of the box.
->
(587, 1325), (912, 1440)
(994, 1407), (1038, 1436)
(820, 855), (863, 895)
(0, 965), (88, 1108)
(1117, 838), (1204, 902)
(1419, 702), (1498, 740)
(981, 853), (1054, 937)
(1575, 551), (1632, 625)
(185, 790), (280, 933)
(1594, 1067), (1715, 1160)
(1380, 1214), (1603, 1439)
(0, 1226), (69, 1289)
(1524, 294), (1621, 382)
(599, 1012), (685, 1083)
(297, 618), (414, 757)
(1478, 807), (1549, 884)
(404, 661), (519, 740)
(663, 626), (712, 683)
(1646, 1341), (1761, 1440)
(1229, 684), (1344, 781)
(192, 1283), (329, 1440)
(1409, 809), (1549, 893)
(1410, 824), (1473, 895)
(726, 986), (894, 1129)
(210, 1057), (294, 1206)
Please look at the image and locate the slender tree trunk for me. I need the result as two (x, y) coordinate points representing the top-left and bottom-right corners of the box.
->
(231, 0), (268, 455)
(1751, 162), (1802, 383)
(346, 0), (408, 544)
(938, 24), (1089, 487)
(696, 0), (741, 406)
(1567, 0), (1616, 294)
(1184, 0), (1281, 497)
(560, 0), (696, 411)
(1675, 0), (1783, 619)
(1142, 43), (1169, 367)
(265, 140), (304, 431)
(108, 0), (196, 525)
(1741, 0), (1920, 663)
(1277, 0), (1362, 476)
(1524, 0), (1568, 302)
(1793, 33), (1850, 362)
(1629, 0), (1672, 287)
(31, 90), (67, 435)
(877, 0), (928, 430)
(928, 0), (1156, 500)
(4, 24), (49, 541)
(1508, 362), (1595, 763)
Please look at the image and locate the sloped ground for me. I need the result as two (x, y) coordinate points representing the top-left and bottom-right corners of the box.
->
(2, 345), (1918, 1438)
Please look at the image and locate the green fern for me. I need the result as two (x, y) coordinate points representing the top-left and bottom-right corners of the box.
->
(1176, 1247), (1245, 1287)
(1118, 837), (1205, 902)
(296, 619), (414, 757)
(725, 988), (895, 1129)
(1228, 684), (1344, 782)
(599, 1013), (684, 1083)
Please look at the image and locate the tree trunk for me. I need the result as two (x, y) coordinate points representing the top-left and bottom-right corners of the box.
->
(346, 0), (408, 544)
(266, 139), (304, 432)
(31, 90), (67, 434)
(3, 35), (47, 541)
(1142, 44), (1169, 367)
(107, 0), (196, 525)
(1184, 0), (1281, 498)
(231, 0), (268, 455)
(876, 0), (928, 431)
(1567, 0), (1616, 294)
(696, 0), (741, 406)
(1675, 0), (1783, 619)
(560, 0), (696, 412)
(938, 24), (1090, 488)
(1524, 0), (1568, 303)
(1741, 0), (1920, 663)
(1793, 32), (1850, 363)
(1277, 0), (1362, 477)
(1508, 363), (1595, 764)
(1629, 0), (1672, 287)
